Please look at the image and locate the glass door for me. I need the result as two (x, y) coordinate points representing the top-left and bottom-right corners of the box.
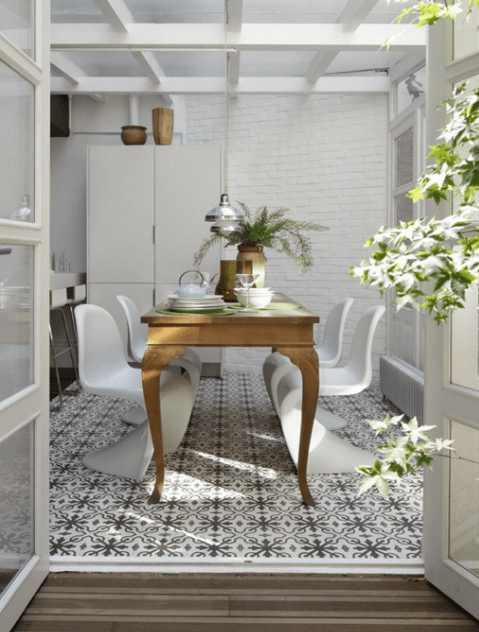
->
(389, 117), (425, 370)
(423, 5), (479, 620)
(0, 0), (51, 629)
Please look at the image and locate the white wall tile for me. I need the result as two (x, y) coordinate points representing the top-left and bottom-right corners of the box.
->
(186, 93), (388, 380)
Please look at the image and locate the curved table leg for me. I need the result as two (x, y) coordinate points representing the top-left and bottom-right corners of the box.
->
(275, 346), (319, 507)
(142, 345), (186, 504)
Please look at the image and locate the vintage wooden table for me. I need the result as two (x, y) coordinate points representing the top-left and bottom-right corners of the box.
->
(141, 292), (320, 506)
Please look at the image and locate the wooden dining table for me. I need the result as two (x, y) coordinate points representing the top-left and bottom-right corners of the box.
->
(141, 292), (320, 506)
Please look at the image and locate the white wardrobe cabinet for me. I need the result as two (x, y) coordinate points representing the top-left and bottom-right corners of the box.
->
(88, 144), (223, 375)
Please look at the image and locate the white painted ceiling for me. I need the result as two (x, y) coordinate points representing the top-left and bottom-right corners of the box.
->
(49, 0), (425, 98)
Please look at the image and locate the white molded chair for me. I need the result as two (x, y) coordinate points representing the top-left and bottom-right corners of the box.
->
(272, 305), (385, 474)
(116, 295), (202, 395)
(75, 303), (195, 481)
(116, 295), (202, 425)
(316, 297), (354, 368)
(262, 297), (354, 413)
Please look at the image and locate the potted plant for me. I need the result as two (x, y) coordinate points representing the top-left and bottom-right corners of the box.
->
(193, 202), (328, 288)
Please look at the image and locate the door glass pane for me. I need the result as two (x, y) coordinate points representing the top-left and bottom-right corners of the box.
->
(0, 422), (34, 596)
(449, 420), (479, 579)
(0, 244), (33, 402)
(394, 193), (414, 224)
(0, 60), (34, 223)
(450, 284), (479, 389)
(395, 128), (414, 188)
(0, 0), (34, 59)
(453, 1), (479, 60)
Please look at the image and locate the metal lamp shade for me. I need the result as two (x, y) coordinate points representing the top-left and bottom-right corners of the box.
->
(205, 194), (244, 223)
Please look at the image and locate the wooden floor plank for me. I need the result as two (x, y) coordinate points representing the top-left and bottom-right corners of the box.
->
(12, 573), (479, 632)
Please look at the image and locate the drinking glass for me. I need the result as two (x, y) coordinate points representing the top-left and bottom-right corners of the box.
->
(236, 273), (260, 312)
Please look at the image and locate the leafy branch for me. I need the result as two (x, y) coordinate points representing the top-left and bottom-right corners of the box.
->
(351, 83), (479, 323)
(355, 1), (479, 499)
(391, 0), (479, 28)
(350, 208), (479, 323)
(357, 415), (454, 498)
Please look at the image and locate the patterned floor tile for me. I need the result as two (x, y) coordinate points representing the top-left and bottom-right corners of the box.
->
(49, 374), (422, 561)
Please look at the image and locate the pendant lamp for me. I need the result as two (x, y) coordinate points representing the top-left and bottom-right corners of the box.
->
(205, 35), (243, 234)
(205, 193), (243, 229)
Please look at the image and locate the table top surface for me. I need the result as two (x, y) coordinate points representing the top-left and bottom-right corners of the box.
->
(141, 292), (320, 325)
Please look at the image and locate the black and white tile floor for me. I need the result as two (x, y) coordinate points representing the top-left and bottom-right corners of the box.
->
(49, 374), (422, 562)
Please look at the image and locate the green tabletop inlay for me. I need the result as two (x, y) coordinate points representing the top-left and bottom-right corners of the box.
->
(263, 302), (302, 310)
(156, 301), (302, 316)
(156, 307), (237, 316)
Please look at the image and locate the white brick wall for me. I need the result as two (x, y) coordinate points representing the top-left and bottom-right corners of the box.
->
(186, 93), (388, 381)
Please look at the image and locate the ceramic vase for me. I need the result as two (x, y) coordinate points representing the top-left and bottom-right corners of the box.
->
(215, 260), (238, 302)
(152, 108), (174, 145)
(120, 125), (147, 145)
(236, 245), (265, 287)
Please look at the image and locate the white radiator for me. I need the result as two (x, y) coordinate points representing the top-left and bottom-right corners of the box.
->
(379, 355), (424, 424)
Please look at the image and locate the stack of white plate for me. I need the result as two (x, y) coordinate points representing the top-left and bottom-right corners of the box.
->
(166, 294), (226, 312)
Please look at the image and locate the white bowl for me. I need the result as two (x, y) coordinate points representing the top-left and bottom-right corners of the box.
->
(234, 290), (272, 308)
(235, 287), (272, 294)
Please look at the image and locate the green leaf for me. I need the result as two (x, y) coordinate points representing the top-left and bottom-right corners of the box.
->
(408, 186), (424, 203)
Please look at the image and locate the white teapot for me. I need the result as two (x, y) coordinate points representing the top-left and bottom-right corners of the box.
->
(176, 270), (208, 298)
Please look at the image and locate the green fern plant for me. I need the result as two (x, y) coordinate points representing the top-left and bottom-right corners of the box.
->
(193, 202), (328, 273)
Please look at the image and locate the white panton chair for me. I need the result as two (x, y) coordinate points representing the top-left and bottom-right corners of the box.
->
(262, 297), (354, 415)
(316, 304), (386, 429)
(316, 297), (354, 368)
(262, 351), (294, 415)
(278, 401), (375, 474)
(75, 303), (194, 481)
(116, 294), (202, 397)
(277, 305), (386, 430)
(273, 305), (385, 474)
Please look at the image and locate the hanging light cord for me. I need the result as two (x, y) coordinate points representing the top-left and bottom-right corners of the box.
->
(223, 1), (230, 196)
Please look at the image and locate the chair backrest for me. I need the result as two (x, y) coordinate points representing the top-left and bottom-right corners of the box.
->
(116, 295), (148, 364)
(346, 305), (386, 389)
(75, 303), (129, 388)
(318, 297), (354, 367)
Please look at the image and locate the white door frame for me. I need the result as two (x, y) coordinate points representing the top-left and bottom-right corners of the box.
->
(423, 14), (479, 620)
(0, 0), (51, 629)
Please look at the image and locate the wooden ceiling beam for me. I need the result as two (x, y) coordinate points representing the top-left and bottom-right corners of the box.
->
(339, 0), (381, 32)
(50, 52), (84, 84)
(228, 51), (240, 85)
(130, 51), (173, 104)
(226, 0), (243, 33)
(306, 0), (382, 84)
(51, 23), (425, 52)
(91, 0), (133, 32)
(50, 74), (390, 95)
